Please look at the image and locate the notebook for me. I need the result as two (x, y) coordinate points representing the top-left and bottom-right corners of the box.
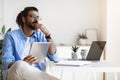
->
(29, 42), (50, 62)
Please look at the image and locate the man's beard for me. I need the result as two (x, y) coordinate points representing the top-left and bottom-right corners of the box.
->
(25, 20), (38, 30)
(27, 23), (35, 30)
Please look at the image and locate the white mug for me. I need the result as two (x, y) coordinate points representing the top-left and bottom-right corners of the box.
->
(80, 49), (87, 60)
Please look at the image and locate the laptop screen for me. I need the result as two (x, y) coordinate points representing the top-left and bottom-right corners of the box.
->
(86, 41), (106, 60)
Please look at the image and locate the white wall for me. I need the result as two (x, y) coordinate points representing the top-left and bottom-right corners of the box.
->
(100, 0), (106, 41)
(106, 0), (120, 80)
(0, 0), (3, 28)
(106, 0), (120, 66)
(3, 0), (101, 45)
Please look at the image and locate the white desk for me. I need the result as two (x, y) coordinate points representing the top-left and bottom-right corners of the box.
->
(49, 60), (120, 80)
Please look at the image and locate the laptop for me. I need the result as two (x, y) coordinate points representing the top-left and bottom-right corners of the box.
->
(82, 41), (106, 61)
(55, 41), (106, 66)
(29, 42), (50, 62)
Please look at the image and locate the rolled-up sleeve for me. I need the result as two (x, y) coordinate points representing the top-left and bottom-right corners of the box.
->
(47, 52), (59, 61)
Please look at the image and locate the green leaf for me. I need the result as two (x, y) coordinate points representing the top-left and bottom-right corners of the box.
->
(6, 28), (11, 33)
(2, 25), (6, 34)
(71, 45), (79, 53)
(0, 40), (3, 52)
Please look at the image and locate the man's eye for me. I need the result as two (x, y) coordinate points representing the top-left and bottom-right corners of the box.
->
(31, 14), (40, 19)
(31, 14), (36, 18)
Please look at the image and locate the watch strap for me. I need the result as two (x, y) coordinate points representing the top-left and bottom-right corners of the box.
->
(45, 34), (52, 39)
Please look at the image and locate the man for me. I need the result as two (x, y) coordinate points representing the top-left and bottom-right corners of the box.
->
(2, 6), (59, 80)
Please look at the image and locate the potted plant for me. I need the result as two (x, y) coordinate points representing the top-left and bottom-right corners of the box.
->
(71, 45), (79, 60)
(78, 33), (88, 45)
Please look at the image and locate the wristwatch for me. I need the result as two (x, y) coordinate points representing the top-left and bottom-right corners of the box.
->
(45, 34), (52, 39)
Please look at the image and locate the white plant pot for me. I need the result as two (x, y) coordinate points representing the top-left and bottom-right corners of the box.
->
(71, 52), (78, 60)
(79, 39), (87, 45)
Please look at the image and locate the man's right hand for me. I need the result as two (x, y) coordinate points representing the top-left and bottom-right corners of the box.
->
(23, 55), (38, 65)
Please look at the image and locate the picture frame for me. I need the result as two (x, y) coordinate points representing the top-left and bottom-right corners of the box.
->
(85, 29), (98, 45)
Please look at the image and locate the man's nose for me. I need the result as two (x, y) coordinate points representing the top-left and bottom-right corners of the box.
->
(34, 19), (38, 23)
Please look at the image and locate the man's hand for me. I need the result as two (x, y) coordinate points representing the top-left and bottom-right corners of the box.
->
(35, 24), (50, 36)
(23, 55), (37, 65)
(35, 23), (57, 55)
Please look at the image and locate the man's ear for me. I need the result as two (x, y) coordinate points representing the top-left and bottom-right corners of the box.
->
(22, 17), (25, 23)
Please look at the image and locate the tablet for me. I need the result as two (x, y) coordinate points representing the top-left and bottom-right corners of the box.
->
(29, 42), (50, 62)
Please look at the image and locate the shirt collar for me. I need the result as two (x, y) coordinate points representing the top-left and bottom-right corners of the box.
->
(19, 27), (38, 39)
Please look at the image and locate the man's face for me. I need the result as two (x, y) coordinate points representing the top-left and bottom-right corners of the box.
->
(24, 10), (39, 30)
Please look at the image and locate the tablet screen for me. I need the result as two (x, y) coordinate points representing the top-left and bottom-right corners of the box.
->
(29, 42), (50, 62)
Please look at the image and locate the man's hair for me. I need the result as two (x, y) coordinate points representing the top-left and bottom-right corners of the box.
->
(16, 6), (38, 27)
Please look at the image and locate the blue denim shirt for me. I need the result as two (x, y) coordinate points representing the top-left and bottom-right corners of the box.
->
(2, 28), (58, 80)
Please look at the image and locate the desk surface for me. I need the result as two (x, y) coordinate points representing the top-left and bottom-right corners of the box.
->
(49, 60), (120, 72)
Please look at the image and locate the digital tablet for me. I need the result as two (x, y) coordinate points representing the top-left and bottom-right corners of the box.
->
(29, 42), (50, 62)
